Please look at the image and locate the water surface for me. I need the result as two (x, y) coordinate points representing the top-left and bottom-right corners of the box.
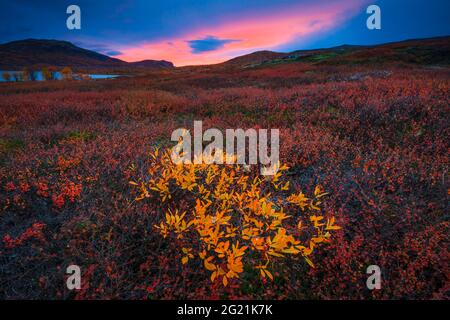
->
(0, 70), (119, 82)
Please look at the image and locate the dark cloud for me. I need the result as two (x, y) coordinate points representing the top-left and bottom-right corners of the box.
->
(106, 50), (123, 56)
(187, 36), (240, 54)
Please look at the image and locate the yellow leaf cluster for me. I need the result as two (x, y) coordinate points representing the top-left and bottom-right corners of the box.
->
(130, 148), (341, 286)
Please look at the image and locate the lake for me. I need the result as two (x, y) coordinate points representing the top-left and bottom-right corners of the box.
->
(0, 70), (119, 82)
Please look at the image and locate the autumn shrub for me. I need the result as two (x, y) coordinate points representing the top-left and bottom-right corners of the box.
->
(130, 148), (340, 287)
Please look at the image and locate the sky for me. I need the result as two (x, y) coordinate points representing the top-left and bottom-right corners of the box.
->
(0, 0), (449, 66)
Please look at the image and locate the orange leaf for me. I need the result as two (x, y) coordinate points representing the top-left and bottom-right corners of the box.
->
(222, 276), (228, 286)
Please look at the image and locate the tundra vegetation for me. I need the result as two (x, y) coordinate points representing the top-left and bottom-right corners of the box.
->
(0, 41), (449, 299)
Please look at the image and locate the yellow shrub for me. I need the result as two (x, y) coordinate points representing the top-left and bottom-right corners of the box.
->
(130, 148), (340, 286)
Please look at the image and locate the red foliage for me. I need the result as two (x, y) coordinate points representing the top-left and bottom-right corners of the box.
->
(3, 222), (46, 249)
(0, 58), (448, 299)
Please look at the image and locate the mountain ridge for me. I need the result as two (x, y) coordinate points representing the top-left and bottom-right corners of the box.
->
(222, 36), (450, 67)
(1, 36), (449, 70)
(0, 39), (174, 70)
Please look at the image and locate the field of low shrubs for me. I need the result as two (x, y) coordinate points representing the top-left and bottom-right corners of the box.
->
(0, 57), (448, 299)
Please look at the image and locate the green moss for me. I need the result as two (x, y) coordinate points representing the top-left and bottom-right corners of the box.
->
(66, 130), (96, 142)
(0, 138), (24, 165)
(303, 52), (338, 62)
(0, 138), (24, 153)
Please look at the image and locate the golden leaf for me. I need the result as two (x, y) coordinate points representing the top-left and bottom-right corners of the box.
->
(264, 269), (274, 281)
(204, 257), (216, 271)
(304, 256), (315, 268)
(222, 276), (228, 287)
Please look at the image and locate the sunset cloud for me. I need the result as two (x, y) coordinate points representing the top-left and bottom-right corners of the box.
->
(2, 0), (449, 66)
(115, 0), (368, 66)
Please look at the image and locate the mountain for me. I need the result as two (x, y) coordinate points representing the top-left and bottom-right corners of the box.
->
(223, 36), (450, 67)
(0, 39), (174, 70)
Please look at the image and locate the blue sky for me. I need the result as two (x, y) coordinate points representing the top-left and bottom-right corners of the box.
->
(0, 0), (449, 65)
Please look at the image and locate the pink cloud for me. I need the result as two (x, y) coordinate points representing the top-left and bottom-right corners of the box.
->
(116, 0), (368, 66)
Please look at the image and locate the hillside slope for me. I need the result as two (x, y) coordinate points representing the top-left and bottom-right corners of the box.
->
(223, 36), (450, 67)
(0, 39), (174, 70)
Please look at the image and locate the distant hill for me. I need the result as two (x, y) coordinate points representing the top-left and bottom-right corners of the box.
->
(0, 39), (174, 70)
(224, 50), (285, 66)
(223, 36), (450, 67)
(128, 59), (174, 69)
(328, 36), (450, 65)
